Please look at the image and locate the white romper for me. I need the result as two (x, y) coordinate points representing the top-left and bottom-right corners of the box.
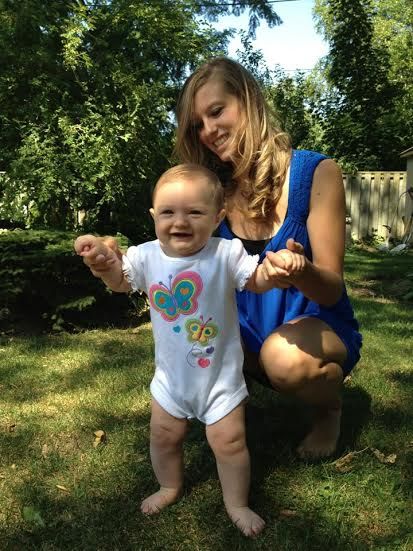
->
(123, 237), (258, 425)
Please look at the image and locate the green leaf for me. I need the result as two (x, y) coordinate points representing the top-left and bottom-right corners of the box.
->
(22, 506), (45, 527)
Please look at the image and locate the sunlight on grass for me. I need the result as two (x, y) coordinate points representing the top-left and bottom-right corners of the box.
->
(1, 252), (412, 550)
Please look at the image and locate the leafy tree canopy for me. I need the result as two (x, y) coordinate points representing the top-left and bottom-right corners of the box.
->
(0, 0), (280, 238)
(313, 0), (413, 170)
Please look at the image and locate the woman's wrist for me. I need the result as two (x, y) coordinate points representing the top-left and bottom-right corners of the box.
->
(290, 258), (343, 306)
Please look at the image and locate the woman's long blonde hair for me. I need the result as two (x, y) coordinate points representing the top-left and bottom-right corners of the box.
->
(174, 57), (291, 222)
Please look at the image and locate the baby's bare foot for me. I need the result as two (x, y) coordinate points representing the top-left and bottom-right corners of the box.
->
(140, 487), (181, 515)
(297, 406), (342, 459)
(227, 505), (265, 537)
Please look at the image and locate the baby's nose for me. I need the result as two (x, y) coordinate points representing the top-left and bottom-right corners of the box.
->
(174, 213), (188, 226)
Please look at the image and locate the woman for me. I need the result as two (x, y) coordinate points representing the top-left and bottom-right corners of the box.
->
(174, 57), (362, 459)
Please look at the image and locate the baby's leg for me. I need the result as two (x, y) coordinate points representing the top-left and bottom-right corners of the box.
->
(205, 404), (265, 537)
(141, 398), (188, 515)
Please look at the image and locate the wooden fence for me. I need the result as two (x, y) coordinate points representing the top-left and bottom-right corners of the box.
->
(1, 171), (412, 242)
(343, 171), (412, 241)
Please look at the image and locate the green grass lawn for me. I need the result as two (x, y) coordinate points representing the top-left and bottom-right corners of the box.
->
(1, 248), (412, 550)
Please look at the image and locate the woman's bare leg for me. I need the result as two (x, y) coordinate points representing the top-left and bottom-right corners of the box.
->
(255, 317), (347, 458)
(141, 399), (188, 514)
(206, 404), (265, 537)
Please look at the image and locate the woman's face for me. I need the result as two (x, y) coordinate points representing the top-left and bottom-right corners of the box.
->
(193, 79), (243, 163)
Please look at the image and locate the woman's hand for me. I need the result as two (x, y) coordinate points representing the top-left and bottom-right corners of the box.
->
(261, 238), (306, 288)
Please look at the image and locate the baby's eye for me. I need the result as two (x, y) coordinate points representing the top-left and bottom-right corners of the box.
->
(160, 210), (173, 215)
(190, 210), (203, 216)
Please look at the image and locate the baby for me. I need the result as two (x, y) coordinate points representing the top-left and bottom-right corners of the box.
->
(74, 163), (304, 537)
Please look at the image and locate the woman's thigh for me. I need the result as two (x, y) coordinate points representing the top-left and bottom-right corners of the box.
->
(244, 317), (347, 388)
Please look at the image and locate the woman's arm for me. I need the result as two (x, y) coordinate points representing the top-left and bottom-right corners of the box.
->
(290, 158), (346, 306)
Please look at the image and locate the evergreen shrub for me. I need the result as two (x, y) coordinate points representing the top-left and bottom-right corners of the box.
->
(0, 229), (134, 332)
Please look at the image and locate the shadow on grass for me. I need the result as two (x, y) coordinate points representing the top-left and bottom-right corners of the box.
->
(388, 370), (413, 387)
(2, 492), (409, 551)
(1, 292), (149, 337)
(0, 429), (386, 551)
(345, 249), (413, 307)
(0, 333), (375, 551)
(369, 403), (413, 432)
(340, 385), (372, 452)
(243, 383), (372, 467)
(2, 373), (411, 550)
(352, 297), (412, 333)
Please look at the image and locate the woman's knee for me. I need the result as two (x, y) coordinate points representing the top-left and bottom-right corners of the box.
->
(260, 333), (320, 391)
(259, 319), (347, 391)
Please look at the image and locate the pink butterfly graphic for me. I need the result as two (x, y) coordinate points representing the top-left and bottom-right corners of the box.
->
(149, 271), (203, 321)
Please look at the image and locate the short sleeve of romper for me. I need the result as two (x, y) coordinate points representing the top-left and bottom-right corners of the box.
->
(217, 149), (362, 376)
(227, 238), (260, 291)
(122, 245), (146, 293)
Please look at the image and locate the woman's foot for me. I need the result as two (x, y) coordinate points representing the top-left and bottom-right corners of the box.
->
(140, 487), (182, 515)
(297, 406), (342, 459)
(226, 505), (265, 537)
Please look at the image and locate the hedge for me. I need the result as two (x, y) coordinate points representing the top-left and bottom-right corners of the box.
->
(0, 229), (139, 332)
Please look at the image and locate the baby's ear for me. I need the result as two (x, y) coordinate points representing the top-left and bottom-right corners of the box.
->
(149, 208), (155, 220)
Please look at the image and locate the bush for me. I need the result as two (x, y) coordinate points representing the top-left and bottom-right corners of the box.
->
(0, 229), (139, 332)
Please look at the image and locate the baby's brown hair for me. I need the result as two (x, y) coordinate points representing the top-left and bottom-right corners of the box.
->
(153, 164), (224, 211)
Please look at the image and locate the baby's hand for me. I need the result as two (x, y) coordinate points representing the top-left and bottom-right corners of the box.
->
(74, 235), (118, 276)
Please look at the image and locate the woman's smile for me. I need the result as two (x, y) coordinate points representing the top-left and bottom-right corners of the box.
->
(213, 134), (229, 149)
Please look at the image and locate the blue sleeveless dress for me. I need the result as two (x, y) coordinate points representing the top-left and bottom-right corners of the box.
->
(218, 149), (362, 376)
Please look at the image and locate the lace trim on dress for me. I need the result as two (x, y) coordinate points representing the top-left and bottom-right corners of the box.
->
(122, 255), (139, 292)
(237, 253), (260, 291)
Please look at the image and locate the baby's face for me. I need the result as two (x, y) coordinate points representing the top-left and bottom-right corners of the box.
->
(150, 178), (224, 257)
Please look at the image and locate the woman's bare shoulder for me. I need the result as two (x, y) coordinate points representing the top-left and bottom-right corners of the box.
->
(313, 158), (342, 183)
(308, 158), (345, 221)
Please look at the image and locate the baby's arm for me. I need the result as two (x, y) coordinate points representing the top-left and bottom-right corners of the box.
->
(245, 262), (291, 292)
(74, 235), (132, 293)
